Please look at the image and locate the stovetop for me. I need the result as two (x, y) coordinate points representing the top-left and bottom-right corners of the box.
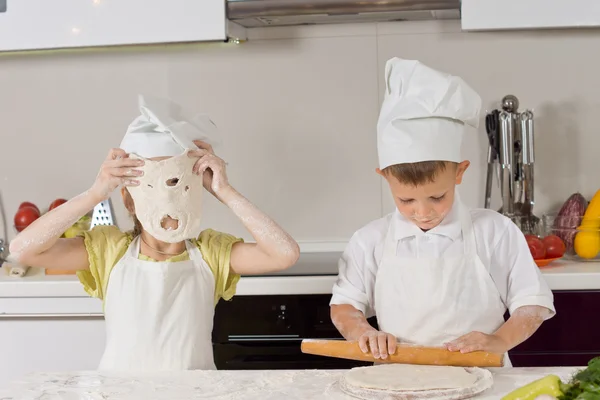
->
(242, 251), (342, 277)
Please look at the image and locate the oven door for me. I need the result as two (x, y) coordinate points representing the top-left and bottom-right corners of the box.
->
(212, 294), (376, 370)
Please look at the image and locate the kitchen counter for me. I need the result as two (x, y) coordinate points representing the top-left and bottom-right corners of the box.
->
(2, 258), (600, 298)
(0, 367), (582, 399)
(1, 256), (600, 317)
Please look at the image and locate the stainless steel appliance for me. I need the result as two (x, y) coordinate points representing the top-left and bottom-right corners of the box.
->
(227, 0), (460, 28)
(484, 95), (538, 234)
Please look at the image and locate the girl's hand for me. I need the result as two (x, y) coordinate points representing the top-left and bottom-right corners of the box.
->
(188, 140), (232, 198)
(90, 148), (144, 201)
(445, 331), (509, 354)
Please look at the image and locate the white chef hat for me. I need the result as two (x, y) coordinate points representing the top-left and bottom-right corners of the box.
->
(120, 95), (220, 159)
(377, 58), (482, 170)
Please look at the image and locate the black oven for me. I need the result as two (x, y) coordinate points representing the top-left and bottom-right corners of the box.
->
(212, 294), (374, 370)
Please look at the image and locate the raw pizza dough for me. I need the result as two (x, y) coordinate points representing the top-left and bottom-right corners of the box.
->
(344, 364), (479, 392)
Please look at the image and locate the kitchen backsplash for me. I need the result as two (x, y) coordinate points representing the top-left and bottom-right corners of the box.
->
(1, 20), (599, 247)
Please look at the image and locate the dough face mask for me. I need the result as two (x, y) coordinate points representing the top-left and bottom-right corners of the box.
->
(128, 152), (204, 243)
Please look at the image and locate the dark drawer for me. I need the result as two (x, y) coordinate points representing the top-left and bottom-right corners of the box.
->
(509, 352), (598, 367)
(510, 290), (600, 353)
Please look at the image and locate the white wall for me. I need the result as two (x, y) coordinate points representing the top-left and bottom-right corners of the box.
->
(1, 21), (599, 248)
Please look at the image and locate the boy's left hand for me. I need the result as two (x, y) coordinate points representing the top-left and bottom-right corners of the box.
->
(188, 140), (232, 198)
(445, 331), (509, 354)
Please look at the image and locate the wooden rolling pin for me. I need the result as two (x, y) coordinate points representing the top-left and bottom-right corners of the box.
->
(301, 339), (503, 367)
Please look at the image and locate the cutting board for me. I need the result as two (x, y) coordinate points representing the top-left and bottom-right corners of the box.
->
(301, 339), (503, 367)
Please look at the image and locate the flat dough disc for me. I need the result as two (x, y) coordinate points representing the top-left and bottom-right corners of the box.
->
(346, 364), (479, 391)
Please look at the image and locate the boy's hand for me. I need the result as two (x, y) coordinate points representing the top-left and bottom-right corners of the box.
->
(358, 330), (397, 360)
(445, 331), (508, 354)
(188, 140), (231, 198)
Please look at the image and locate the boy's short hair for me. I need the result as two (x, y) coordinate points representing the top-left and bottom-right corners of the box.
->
(382, 161), (455, 186)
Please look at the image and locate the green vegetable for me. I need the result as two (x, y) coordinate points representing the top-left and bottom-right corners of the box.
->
(501, 375), (562, 400)
(559, 357), (600, 400)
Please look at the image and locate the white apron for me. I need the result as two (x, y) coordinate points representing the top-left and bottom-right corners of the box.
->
(98, 236), (216, 371)
(374, 201), (511, 366)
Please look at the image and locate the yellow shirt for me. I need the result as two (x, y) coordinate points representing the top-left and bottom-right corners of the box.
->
(76, 225), (243, 306)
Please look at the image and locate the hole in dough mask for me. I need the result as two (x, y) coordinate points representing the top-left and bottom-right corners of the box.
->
(127, 152), (203, 243)
(160, 215), (179, 231)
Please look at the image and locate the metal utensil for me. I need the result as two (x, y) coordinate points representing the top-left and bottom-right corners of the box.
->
(0, 189), (7, 267)
(483, 95), (540, 235)
(499, 110), (516, 217)
(484, 111), (500, 209)
(91, 199), (115, 228)
(0, 241), (5, 268)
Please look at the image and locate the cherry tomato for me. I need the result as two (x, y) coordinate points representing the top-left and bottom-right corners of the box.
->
(525, 234), (546, 260)
(19, 201), (40, 215)
(14, 206), (40, 232)
(49, 198), (67, 211)
(542, 235), (566, 259)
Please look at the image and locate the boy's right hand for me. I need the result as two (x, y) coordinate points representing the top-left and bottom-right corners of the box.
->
(90, 148), (144, 201)
(358, 330), (397, 359)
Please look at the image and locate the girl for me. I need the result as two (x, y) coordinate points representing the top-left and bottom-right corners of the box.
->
(10, 97), (300, 371)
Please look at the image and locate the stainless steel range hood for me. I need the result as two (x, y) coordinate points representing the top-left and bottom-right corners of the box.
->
(227, 0), (461, 28)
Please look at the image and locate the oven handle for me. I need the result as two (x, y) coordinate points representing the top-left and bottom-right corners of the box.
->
(223, 354), (362, 368)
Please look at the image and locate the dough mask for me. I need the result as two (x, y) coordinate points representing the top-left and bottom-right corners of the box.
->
(127, 152), (204, 243)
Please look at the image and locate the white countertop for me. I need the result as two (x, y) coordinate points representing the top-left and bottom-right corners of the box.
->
(2, 258), (600, 298)
(1, 257), (600, 317)
(0, 367), (582, 399)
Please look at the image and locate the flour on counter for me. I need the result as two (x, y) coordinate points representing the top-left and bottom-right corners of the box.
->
(0, 370), (347, 400)
(0, 367), (581, 400)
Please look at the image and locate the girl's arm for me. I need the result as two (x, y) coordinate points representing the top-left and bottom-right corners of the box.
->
(189, 141), (300, 274)
(9, 148), (143, 270)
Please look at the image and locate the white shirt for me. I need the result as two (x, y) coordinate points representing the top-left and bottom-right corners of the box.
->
(330, 199), (556, 319)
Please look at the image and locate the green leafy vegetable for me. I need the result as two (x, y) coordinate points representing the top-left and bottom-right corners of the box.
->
(559, 357), (600, 400)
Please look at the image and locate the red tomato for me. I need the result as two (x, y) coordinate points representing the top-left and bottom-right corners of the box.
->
(49, 198), (68, 211)
(542, 235), (566, 259)
(525, 234), (546, 260)
(19, 201), (40, 215)
(14, 206), (40, 232)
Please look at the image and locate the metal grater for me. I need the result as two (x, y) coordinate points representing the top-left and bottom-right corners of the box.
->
(91, 199), (115, 228)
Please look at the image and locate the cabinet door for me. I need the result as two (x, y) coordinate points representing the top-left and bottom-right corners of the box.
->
(0, 0), (227, 52)
(0, 317), (106, 386)
(509, 290), (600, 367)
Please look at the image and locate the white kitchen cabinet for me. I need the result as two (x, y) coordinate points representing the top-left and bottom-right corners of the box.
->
(461, 0), (600, 31)
(0, 0), (245, 53)
(0, 316), (106, 387)
(0, 276), (106, 387)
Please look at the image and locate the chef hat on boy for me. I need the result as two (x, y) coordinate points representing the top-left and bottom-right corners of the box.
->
(376, 58), (482, 170)
(120, 95), (220, 159)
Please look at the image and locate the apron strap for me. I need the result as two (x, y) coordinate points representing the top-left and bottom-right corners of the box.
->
(127, 235), (142, 258)
(382, 215), (399, 261)
(185, 239), (205, 263)
(460, 205), (478, 257)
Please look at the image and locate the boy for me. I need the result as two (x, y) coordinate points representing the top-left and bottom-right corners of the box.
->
(330, 58), (555, 367)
